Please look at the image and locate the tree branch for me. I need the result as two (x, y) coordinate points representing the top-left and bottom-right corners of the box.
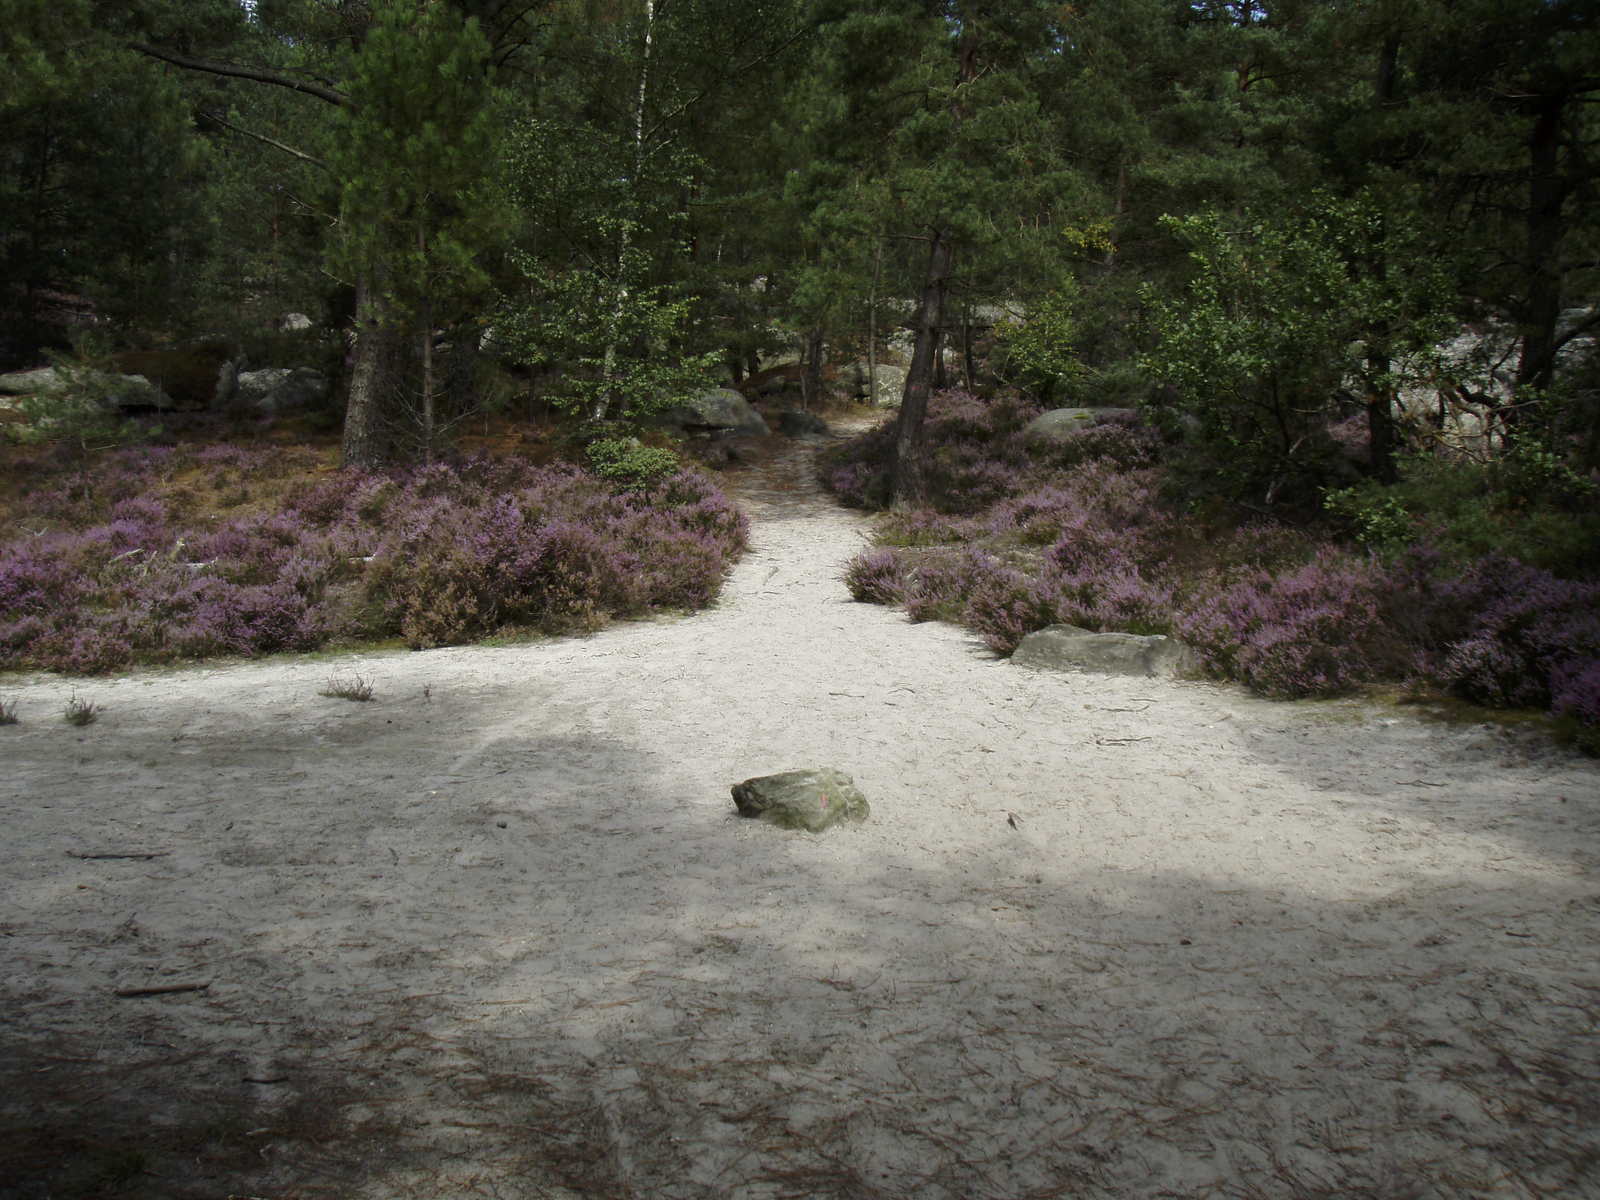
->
(131, 43), (348, 107)
(198, 111), (327, 170)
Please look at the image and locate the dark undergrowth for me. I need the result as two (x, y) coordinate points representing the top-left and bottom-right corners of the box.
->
(0, 434), (747, 674)
(821, 391), (1600, 751)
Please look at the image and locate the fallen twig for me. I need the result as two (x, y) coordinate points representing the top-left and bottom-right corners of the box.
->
(68, 849), (170, 860)
(114, 980), (211, 998)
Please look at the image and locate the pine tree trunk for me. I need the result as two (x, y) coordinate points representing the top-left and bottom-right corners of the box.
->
(803, 325), (825, 410)
(1515, 93), (1565, 403)
(341, 271), (391, 469)
(890, 228), (952, 509)
(420, 298), (435, 465)
(868, 235), (883, 407)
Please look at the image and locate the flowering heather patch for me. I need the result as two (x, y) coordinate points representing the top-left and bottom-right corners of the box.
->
(0, 443), (746, 673)
(827, 390), (1600, 730)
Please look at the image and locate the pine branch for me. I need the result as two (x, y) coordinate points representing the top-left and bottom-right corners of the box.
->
(131, 43), (348, 107)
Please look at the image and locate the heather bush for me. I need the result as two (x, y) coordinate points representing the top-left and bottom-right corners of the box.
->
(0, 442), (746, 673)
(842, 548), (909, 604)
(828, 391), (1600, 732)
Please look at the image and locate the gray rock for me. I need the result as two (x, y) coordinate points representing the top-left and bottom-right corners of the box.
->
(281, 311), (313, 331)
(235, 367), (331, 413)
(0, 367), (174, 408)
(214, 360), (238, 406)
(1010, 624), (1192, 677)
(778, 409), (829, 438)
(731, 768), (870, 833)
(1023, 407), (1139, 446)
(650, 388), (771, 438)
(845, 361), (907, 405)
(0, 367), (67, 396)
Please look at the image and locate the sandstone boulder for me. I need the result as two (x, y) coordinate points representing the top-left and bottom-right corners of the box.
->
(845, 361), (907, 406)
(0, 367), (175, 409)
(1010, 624), (1191, 677)
(235, 367), (332, 414)
(731, 768), (870, 833)
(650, 388), (771, 438)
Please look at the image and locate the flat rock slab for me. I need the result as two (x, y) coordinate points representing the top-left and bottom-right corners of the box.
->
(1011, 624), (1191, 677)
(731, 768), (869, 832)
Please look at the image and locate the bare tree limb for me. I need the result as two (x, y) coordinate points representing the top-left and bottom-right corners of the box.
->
(198, 110), (328, 170)
(131, 42), (348, 107)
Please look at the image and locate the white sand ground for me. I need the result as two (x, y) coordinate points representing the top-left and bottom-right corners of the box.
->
(2, 425), (1598, 1199)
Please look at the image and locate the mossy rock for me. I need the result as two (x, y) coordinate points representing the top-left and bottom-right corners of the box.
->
(730, 768), (870, 832)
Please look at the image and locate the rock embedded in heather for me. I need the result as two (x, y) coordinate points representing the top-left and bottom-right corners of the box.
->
(1011, 624), (1192, 677)
(778, 409), (829, 438)
(731, 768), (869, 833)
(1023, 407), (1139, 447)
(235, 367), (332, 414)
(0, 367), (175, 409)
(650, 388), (772, 439)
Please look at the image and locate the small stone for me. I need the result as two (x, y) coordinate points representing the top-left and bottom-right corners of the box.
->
(730, 768), (870, 833)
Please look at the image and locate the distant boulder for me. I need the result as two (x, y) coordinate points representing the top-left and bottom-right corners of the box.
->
(235, 367), (332, 414)
(648, 388), (771, 438)
(0, 366), (175, 410)
(844, 361), (907, 406)
(1022, 408), (1139, 447)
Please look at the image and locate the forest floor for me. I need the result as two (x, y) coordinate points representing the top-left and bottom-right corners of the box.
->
(2, 418), (1598, 1200)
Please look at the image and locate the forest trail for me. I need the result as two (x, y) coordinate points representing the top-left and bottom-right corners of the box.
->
(2, 421), (1598, 1199)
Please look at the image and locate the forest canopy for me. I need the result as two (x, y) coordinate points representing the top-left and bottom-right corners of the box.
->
(1, 0), (1594, 473)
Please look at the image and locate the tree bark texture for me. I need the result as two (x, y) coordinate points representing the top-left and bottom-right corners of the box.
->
(867, 235), (883, 407)
(341, 272), (392, 469)
(802, 325), (825, 409)
(1515, 93), (1566, 399)
(891, 228), (953, 509)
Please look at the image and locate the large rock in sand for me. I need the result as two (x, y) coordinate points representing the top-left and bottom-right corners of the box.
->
(1011, 624), (1191, 677)
(650, 388), (771, 438)
(731, 768), (870, 832)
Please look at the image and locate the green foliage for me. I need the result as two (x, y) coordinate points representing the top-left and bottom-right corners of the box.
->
(990, 292), (1082, 403)
(8, 339), (158, 490)
(1143, 196), (1457, 502)
(586, 438), (681, 489)
(327, 0), (507, 322)
(1326, 449), (1600, 577)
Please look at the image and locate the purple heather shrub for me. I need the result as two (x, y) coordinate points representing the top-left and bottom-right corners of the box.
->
(1177, 553), (1410, 698)
(843, 548), (910, 604)
(1551, 659), (1600, 727)
(0, 444), (746, 673)
(830, 389), (1600, 728)
(1423, 555), (1600, 711)
(903, 546), (1003, 623)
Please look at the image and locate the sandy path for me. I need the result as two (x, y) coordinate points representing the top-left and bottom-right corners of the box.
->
(2, 425), (1598, 1199)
